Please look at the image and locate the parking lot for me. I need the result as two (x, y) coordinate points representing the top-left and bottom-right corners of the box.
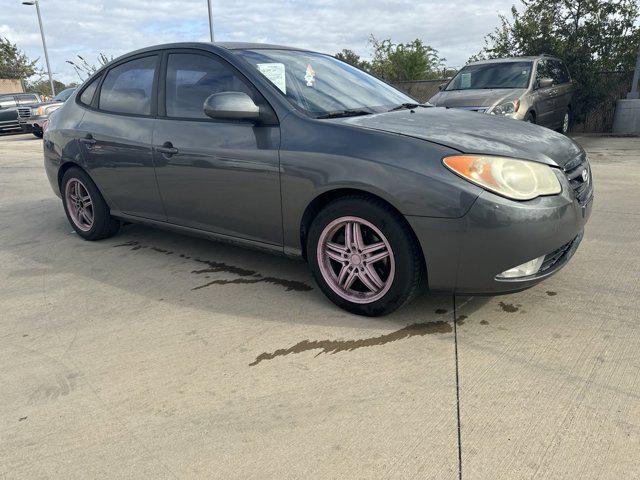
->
(1, 132), (638, 479)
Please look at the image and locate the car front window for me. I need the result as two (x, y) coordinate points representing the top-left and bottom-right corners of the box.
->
(445, 62), (533, 90)
(235, 49), (414, 117)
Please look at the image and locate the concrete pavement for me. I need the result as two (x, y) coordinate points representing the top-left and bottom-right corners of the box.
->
(0, 133), (638, 479)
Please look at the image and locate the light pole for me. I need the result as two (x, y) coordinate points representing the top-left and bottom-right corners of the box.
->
(22, 0), (55, 96)
(207, 0), (214, 42)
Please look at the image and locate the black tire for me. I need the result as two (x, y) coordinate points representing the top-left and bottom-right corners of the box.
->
(524, 111), (535, 124)
(32, 130), (43, 138)
(307, 195), (424, 316)
(61, 167), (120, 240)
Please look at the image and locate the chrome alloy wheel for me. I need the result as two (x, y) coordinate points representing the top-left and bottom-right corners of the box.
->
(64, 178), (94, 232)
(317, 216), (395, 304)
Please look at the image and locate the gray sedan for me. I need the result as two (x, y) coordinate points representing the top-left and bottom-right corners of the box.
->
(43, 42), (593, 316)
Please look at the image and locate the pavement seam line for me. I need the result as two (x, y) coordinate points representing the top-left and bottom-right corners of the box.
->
(453, 294), (463, 480)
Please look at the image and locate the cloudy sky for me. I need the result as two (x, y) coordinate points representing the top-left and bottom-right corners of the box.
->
(1, 0), (517, 84)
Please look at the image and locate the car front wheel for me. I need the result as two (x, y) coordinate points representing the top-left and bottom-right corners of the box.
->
(61, 167), (120, 240)
(559, 110), (570, 135)
(307, 196), (424, 316)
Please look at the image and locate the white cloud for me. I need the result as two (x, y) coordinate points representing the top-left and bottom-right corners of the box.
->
(1, 0), (516, 83)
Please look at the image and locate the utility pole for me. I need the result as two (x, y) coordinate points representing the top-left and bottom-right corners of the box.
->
(22, 0), (55, 96)
(207, 0), (215, 42)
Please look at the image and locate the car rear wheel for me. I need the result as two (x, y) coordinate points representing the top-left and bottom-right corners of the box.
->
(61, 167), (120, 240)
(525, 111), (535, 123)
(307, 196), (424, 316)
(33, 130), (43, 138)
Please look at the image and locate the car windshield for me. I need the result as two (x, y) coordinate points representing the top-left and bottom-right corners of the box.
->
(445, 61), (533, 90)
(53, 88), (75, 102)
(235, 49), (415, 117)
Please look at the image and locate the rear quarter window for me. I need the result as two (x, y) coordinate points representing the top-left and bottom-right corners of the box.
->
(79, 75), (101, 105)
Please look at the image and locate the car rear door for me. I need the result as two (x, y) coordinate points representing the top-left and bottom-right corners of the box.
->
(152, 49), (282, 246)
(77, 53), (166, 221)
(549, 60), (572, 124)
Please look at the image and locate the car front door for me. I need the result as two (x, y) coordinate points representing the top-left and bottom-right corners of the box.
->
(77, 54), (166, 221)
(0, 95), (18, 130)
(152, 50), (282, 246)
(532, 60), (557, 128)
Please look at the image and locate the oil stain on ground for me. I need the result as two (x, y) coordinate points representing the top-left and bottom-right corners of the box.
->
(114, 240), (313, 292)
(498, 301), (521, 313)
(249, 321), (452, 366)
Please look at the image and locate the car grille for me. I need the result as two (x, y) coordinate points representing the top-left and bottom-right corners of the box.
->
(539, 233), (582, 273)
(563, 153), (592, 204)
(17, 107), (31, 119)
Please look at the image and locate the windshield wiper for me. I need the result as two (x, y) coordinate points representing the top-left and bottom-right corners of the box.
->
(388, 102), (429, 112)
(316, 109), (373, 119)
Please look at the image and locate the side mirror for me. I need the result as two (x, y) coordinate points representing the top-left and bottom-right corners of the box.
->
(438, 83), (446, 91)
(538, 77), (554, 89)
(203, 92), (260, 121)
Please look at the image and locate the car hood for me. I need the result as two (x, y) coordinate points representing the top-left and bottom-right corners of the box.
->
(338, 107), (582, 167)
(429, 88), (526, 109)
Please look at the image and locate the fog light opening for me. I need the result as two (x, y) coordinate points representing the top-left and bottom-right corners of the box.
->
(496, 255), (545, 279)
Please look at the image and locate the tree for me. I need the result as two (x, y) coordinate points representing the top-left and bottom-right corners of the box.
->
(334, 49), (371, 71)
(368, 36), (445, 81)
(66, 53), (114, 81)
(472, 0), (640, 120)
(25, 78), (67, 97)
(0, 36), (38, 79)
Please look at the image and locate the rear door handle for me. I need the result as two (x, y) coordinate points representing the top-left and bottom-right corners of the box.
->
(80, 134), (96, 146)
(156, 142), (178, 156)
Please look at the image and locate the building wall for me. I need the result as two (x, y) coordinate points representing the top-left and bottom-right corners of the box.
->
(0, 79), (24, 94)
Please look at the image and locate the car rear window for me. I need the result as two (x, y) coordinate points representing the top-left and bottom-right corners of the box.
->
(99, 56), (157, 115)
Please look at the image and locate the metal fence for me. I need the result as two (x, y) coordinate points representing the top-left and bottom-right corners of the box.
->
(393, 72), (634, 133)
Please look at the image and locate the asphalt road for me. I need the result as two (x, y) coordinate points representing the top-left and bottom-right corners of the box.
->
(1, 132), (638, 479)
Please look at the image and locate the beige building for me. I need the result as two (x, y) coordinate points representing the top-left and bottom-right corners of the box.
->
(0, 79), (24, 94)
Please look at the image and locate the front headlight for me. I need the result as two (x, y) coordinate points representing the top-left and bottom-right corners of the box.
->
(490, 99), (519, 116)
(443, 155), (562, 200)
(35, 105), (60, 116)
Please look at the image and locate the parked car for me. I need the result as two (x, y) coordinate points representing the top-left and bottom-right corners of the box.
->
(0, 92), (42, 133)
(19, 87), (77, 138)
(429, 55), (575, 134)
(43, 43), (593, 316)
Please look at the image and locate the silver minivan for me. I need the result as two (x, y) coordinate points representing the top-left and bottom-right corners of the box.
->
(429, 55), (575, 134)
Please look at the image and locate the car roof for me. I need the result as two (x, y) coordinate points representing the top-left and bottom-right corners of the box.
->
(108, 41), (316, 62)
(467, 55), (561, 66)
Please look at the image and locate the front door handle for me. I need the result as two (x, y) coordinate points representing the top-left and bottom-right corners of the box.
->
(156, 142), (178, 156)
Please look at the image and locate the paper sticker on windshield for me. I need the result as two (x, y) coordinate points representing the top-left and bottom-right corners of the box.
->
(257, 63), (286, 94)
(304, 64), (316, 87)
(460, 73), (471, 88)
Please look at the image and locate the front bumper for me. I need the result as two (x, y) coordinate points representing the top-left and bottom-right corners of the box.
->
(407, 180), (593, 295)
(20, 115), (47, 132)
